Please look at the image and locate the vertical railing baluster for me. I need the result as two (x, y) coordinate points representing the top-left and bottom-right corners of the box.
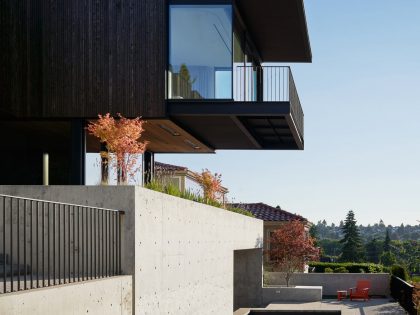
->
(64, 205), (66, 283)
(107, 211), (109, 277)
(112, 212), (114, 275)
(68, 205), (71, 283)
(118, 213), (122, 275)
(102, 210), (108, 277)
(110, 211), (112, 276)
(36, 201), (39, 288)
(47, 203), (50, 287)
(77, 206), (80, 282)
(102, 210), (104, 278)
(91, 207), (93, 280)
(10, 198), (13, 292)
(2, 197), (5, 294)
(116, 212), (118, 275)
(96, 208), (98, 279)
(30, 201), (33, 289)
(94, 208), (97, 279)
(58, 204), (61, 284)
(82, 207), (84, 281)
(17, 199), (20, 291)
(73, 206), (75, 283)
(24, 200), (27, 290)
(53, 204), (56, 285)
(42, 202), (45, 287)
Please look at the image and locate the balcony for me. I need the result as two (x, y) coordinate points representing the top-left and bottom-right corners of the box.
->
(167, 66), (304, 150)
(234, 66), (304, 145)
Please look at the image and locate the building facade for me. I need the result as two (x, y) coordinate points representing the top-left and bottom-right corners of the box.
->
(0, 0), (311, 185)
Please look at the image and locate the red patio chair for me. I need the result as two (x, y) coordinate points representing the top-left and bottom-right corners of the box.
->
(349, 280), (371, 301)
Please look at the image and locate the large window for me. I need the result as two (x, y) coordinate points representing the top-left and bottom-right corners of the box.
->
(168, 4), (233, 100)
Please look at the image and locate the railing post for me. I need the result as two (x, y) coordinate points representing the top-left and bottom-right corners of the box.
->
(257, 66), (263, 102)
(118, 211), (124, 275)
(43, 153), (49, 186)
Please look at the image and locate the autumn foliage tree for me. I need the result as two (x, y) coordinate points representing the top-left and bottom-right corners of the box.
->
(87, 113), (148, 184)
(195, 169), (222, 202)
(266, 220), (319, 286)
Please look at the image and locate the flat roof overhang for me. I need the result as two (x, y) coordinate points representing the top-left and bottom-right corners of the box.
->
(87, 119), (215, 154)
(167, 101), (304, 150)
(235, 0), (312, 62)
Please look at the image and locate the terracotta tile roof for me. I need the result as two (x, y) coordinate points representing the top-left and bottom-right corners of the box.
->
(230, 203), (307, 222)
(155, 161), (188, 173)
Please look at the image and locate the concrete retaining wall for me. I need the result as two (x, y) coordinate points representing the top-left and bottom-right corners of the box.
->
(263, 286), (322, 303)
(265, 272), (390, 296)
(0, 186), (264, 314)
(234, 249), (263, 309)
(0, 276), (132, 315)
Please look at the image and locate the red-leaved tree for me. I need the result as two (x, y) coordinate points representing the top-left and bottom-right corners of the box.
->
(266, 220), (319, 286)
(87, 113), (148, 184)
(195, 169), (222, 202)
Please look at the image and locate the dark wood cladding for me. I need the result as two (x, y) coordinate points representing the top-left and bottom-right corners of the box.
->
(0, 0), (166, 118)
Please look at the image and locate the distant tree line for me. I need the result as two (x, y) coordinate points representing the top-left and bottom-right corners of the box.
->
(310, 211), (420, 274)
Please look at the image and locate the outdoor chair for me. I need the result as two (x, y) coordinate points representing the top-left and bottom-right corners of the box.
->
(349, 280), (371, 301)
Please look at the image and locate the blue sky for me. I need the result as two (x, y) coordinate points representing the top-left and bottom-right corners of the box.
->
(157, 0), (420, 225)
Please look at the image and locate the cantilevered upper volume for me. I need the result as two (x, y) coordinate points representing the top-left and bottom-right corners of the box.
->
(166, 0), (309, 151)
(0, 0), (312, 184)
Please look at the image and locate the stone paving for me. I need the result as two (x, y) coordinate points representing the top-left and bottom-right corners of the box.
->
(234, 298), (407, 315)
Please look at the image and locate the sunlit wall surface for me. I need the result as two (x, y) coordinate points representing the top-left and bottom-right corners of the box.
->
(168, 5), (233, 100)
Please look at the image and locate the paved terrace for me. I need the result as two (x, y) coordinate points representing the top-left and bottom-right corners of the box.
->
(234, 299), (407, 315)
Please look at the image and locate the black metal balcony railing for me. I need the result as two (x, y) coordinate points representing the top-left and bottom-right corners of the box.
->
(167, 65), (304, 141)
(0, 194), (124, 294)
(234, 65), (304, 140)
(390, 275), (416, 315)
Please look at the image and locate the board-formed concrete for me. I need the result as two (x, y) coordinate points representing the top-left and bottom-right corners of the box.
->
(265, 272), (390, 296)
(0, 186), (264, 314)
(0, 276), (132, 315)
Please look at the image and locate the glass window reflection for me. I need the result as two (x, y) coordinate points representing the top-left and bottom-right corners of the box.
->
(169, 5), (233, 99)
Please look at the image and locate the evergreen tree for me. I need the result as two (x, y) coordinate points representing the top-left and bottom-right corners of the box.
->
(384, 229), (391, 252)
(365, 238), (383, 263)
(340, 210), (364, 262)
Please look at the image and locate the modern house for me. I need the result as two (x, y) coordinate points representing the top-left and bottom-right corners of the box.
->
(1, 1), (311, 311)
(0, 0), (311, 185)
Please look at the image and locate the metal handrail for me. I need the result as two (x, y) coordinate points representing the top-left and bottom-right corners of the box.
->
(390, 275), (416, 315)
(0, 194), (122, 213)
(0, 194), (124, 294)
(234, 65), (304, 139)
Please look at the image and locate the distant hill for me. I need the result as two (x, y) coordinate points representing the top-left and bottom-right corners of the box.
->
(310, 220), (419, 274)
(313, 220), (420, 241)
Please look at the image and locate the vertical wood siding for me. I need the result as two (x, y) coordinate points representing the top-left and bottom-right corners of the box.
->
(0, 0), (166, 118)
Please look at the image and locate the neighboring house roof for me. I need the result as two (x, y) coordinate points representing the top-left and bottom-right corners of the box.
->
(155, 161), (188, 173)
(230, 202), (307, 222)
(155, 161), (228, 194)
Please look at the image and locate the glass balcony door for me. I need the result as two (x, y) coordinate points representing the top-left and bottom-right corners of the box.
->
(169, 4), (233, 100)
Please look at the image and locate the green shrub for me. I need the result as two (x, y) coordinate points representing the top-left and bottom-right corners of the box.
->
(334, 266), (349, 273)
(391, 264), (409, 281)
(144, 180), (255, 218)
(227, 206), (254, 217)
(164, 182), (182, 197)
(380, 251), (397, 266)
(324, 267), (334, 273)
(144, 179), (165, 192)
(309, 262), (384, 273)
